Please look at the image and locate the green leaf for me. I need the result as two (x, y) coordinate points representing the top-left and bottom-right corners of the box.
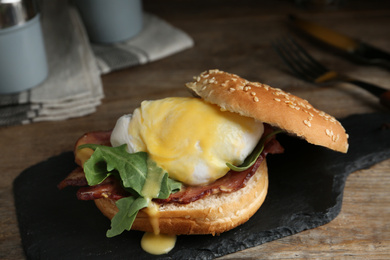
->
(226, 130), (282, 172)
(78, 143), (182, 237)
(143, 158), (181, 199)
(79, 144), (148, 196)
(106, 196), (148, 237)
(81, 147), (112, 185)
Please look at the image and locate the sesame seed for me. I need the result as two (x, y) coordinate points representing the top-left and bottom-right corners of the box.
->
(295, 106), (300, 110)
(186, 82), (195, 88)
(218, 207), (223, 213)
(244, 86), (251, 91)
(201, 86), (207, 91)
(326, 129), (334, 137)
(203, 79), (208, 84)
(285, 100), (297, 106)
(303, 120), (311, 127)
(232, 78), (238, 82)
(288, 104), (295, 109)
(274, 98), (281, 102)
(209, 78), (215, 83)
(254, 96), (259, 102)
(250, 92), (256, 96)
(229, 87), (235, 92)
(263, 85), (270, 91)
(332, 135), (339, 142)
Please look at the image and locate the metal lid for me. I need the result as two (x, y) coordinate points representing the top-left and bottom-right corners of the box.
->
(0, 0), (39, 29)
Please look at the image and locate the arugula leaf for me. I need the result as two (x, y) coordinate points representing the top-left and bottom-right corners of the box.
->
(79, 144), (148, 196)
(226, 130), (282, 172)
(106, 196), (148, 237)
(78, 143), (181, 237)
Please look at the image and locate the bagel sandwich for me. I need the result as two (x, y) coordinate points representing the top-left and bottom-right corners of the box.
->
(59, 69), (348, 254)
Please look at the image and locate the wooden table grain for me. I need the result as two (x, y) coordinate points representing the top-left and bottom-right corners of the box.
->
(1, 1), (390, 259)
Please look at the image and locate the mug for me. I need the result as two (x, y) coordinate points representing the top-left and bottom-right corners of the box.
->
(0, 0), (48, 94)
(73, 0), (143, 44)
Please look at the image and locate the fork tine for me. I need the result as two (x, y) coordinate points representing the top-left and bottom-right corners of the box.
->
(287, 36), (328, 73)
(272, 39), (310, 80)
(273, 36), (329, 83)
(273, 38), (317, 81)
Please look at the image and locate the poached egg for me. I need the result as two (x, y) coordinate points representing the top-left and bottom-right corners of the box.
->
(110, 97), (264, 186)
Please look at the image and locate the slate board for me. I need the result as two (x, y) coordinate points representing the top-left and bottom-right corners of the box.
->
(13, 113), (390, 260)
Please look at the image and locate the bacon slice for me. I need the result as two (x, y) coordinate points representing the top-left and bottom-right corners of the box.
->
(74, 130), (112, 166)
(59, 125), (284, 204)
(76, 176), (130, 201)
(58, 167), (87, 190)
(75, 130), (112, 148)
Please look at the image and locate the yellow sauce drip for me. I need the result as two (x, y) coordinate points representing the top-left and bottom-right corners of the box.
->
(143, 202), (160, 235)
(141, 232), (177, 255)
(142, 202), (177, 255)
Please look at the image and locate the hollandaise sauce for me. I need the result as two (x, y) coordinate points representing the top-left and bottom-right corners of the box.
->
(141, 203), (177, 255)
(124, 97), (264, 186)
(141, 232), (177, 255)
(141, 168), (177, 255)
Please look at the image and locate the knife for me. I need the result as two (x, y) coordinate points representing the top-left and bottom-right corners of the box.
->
(289, 15), (390, 69)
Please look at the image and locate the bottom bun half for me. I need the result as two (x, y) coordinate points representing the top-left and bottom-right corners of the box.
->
(94, 160), (268, 235)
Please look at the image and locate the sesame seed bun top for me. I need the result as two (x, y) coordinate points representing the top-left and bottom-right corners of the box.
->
(186, 69), (348, 153)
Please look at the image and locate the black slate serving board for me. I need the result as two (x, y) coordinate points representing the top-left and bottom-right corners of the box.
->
(13, 113), (390, 260)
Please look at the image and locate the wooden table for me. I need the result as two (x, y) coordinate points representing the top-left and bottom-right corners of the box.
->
(1, 1), (389, 259)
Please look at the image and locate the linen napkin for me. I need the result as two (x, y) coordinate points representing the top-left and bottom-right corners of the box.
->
(92, 13), (194, 74)
(0, 0), (194, 126)
(0, 0), (103, 126)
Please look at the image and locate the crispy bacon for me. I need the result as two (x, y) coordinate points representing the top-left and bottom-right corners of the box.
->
(155, 154), (265, 204)
(74, 130), (112, 166)
(75, 130), (112, 148)
(58, 167), (87, 190)
(59, 125), (284, 204)
(76, 176), (130, 201)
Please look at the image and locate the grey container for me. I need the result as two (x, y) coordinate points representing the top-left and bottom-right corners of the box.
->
(0, 0), (48, 94)
(73, 0), (143, 44)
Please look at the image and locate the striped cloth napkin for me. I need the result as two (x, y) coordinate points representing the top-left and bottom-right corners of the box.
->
(0, 0), (194, 126)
